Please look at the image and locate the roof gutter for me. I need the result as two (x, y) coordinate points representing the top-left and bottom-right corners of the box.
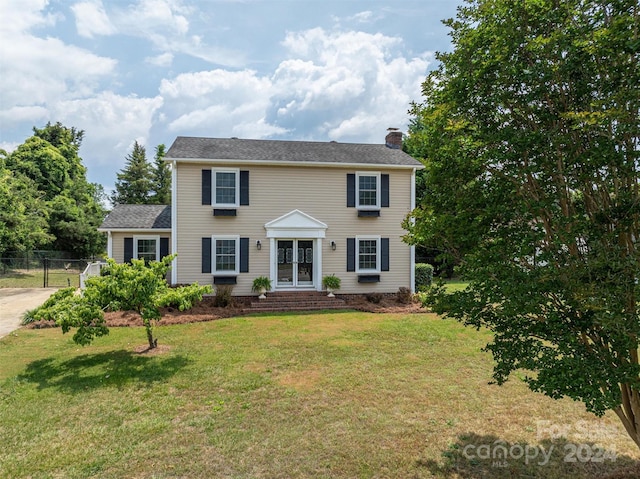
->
(164, 157), (424, 170)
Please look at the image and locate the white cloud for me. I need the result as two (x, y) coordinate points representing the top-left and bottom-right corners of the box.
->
(53, 92), (164, 171)
(349, 11), (375, 23)
(109, 0), (244, 67)
(159, 69), (279, 137)
(125, 0), (190, 35)
(71, 0), (116, 38)
(0, 0), (59, 35)
(0, 34), (116, 108)
(270, 28), (429, 142)
(0, 106), (49, 124)
(155, 27), (430, 143)
(146, 52), (174, 67)
(0, 0), (116, 121)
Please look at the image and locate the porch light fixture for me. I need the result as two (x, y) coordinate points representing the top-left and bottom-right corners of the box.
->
(256, 240), (261, 250)
(331, 241), (336, 251)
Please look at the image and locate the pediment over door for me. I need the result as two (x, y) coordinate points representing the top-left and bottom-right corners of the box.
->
(264, 209), (327, 238)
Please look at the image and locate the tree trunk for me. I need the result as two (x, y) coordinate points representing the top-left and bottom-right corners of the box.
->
(615, 385), (640, 450)
(144, 321), (157, 349)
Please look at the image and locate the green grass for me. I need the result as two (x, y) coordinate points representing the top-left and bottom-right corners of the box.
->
(0, 269), (80, 288)
(441, 278), (469, 293)
(1, 312), (638, 478)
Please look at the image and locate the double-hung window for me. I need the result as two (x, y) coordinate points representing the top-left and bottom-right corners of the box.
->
(213, 236), (239, 275)
(356, 236), (380, 273)
(347, 172), (388, 213)
(213, 169), (239, 207)
(356, 172), (380, 209)
(134, 236), (159, 263)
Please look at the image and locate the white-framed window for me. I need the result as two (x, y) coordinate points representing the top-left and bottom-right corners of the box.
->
(356, 236), (380, 273)
(134, 235), (160, 263)
(213, 168), (240, 206)
(213, 235), (239, 275)
(356, 172), (380, 209)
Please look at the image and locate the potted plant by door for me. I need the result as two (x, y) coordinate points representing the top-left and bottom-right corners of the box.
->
(252, 276), (272, 299)
(322, 274), (341, 298)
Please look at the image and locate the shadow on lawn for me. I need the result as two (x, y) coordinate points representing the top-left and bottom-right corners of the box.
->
(17, 350), (192, 393)
(418, 432), (640, 479)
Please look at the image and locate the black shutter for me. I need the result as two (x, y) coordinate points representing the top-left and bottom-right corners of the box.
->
(124, 237), (133, 263)
(160, 237), (169, 259)
(381, 174), (389, 207)
(240, 171), (249, 205)
(347, 173), (356, 207)
(202, 237), (212, 273)
(347, 238), (356, 271)
(381, 238), (390, 271)
(202, 169), (212, 205)
(240, 237), (249, 273)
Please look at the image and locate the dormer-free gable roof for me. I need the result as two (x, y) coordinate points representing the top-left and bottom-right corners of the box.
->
(165, 136), (423, 169)
(98, 204), (171, 231)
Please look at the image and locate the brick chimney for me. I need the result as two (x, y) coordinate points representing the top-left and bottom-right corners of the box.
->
(385, 128), (402, 149)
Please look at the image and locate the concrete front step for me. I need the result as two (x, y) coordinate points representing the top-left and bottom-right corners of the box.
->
(249, 292), (347, 312)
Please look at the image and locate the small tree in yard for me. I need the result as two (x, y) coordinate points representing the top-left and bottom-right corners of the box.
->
(405, 1), (640, 448)
(55, 255), (211, 349)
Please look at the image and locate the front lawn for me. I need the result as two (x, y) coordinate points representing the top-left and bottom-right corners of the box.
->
(1, 312), (637, 478)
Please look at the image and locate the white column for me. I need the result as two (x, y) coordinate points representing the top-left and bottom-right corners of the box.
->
(107, 231), (113, 258)
(316, 238), (323, 291)
(410, 168), (417, 293)
(171, 160), (178, 285)
(269, 238), (276, 286)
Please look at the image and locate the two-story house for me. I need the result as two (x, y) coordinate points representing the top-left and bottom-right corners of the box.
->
(99, 129), (423, 296)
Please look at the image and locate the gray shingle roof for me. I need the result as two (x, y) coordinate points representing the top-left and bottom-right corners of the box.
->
(99, 205), (171, 230)
(166, 136), (423, 168)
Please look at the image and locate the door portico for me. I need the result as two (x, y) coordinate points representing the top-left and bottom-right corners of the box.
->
(265, 210), (327, 291)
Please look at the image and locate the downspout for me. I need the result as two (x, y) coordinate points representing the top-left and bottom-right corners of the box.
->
(171, 160), (178, 285)
(410, 168), (416, 293)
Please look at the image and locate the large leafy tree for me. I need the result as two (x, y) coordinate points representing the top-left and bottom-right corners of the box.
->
(111, 141), (153, 205)
(4, 123), (107, 257)
(0, 165), (52, 256)
(405, 0), (640, 447)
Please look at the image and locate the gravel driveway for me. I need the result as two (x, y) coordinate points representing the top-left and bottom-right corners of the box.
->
(0, 288), (58, 339)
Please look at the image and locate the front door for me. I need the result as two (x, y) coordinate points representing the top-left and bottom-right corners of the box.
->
(277, 239), (314, 288)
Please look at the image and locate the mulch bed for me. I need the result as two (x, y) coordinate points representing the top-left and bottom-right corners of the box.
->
(26, 295), (426, 329)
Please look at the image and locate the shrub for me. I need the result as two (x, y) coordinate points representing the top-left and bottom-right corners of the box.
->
(415, 263), (434, 291)
(396, 287), (412, 304)
(251, 276), (272, 293)
(322, 274), (341, 291)
(214, 285), (234, 307)
(366, 292), (383, 304)
(21, 287), (76, 325)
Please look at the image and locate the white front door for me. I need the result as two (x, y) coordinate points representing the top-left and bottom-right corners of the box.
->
(276, 239), (314, 288)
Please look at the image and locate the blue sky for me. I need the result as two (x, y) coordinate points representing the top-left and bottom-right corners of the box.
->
(0, 0), (461, 192)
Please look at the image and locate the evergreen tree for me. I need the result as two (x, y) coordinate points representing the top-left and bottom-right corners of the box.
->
(150, 144), (171, 205)
(111, 141), (153, 205)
